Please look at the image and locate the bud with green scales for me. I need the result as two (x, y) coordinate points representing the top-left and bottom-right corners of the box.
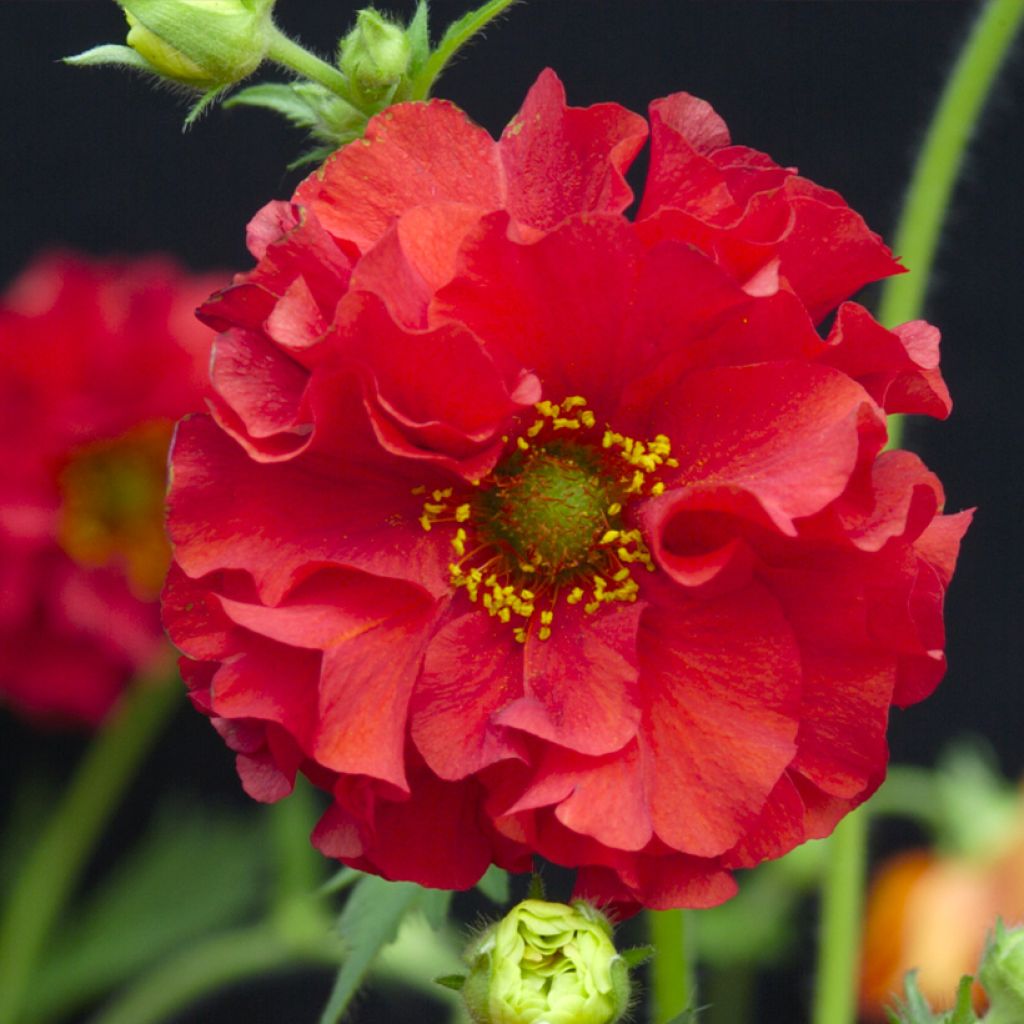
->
(978, 920), (1024, 1024)
(67, 0), (275, 92)
(338, 9), (413, 107)
(455, 899), (634, 1024)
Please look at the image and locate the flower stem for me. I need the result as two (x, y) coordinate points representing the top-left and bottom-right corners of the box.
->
(811, 6), (1024, 1016)
(0, 674), (178, 1024)
(878, 0), (1024, 449)
(649, 908), (694, 1022)
(87, 924), (343, 1024)
(266, 26), (351, 97)
(878, 0), (1024, 331)
(811, 807), (868, 1024)
(408, 0), (521, 101)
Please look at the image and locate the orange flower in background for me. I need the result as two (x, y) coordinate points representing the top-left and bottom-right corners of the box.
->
(0, 253), (219, 727)
(861, 818), (1024, 1019)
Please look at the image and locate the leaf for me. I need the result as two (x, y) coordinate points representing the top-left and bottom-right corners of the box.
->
(948, 976), (980, 1024)
(226, 82), (323, 130)
(320, 876), (439, 1024)
(474, 865), (510, 906)
(21, 804), (267, 1023)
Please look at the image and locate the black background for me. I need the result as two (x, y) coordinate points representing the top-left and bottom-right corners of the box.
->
(1, 2), (1022, 1021)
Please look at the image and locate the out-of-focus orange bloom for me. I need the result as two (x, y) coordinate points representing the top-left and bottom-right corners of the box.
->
(860, 821), (1024, 1019)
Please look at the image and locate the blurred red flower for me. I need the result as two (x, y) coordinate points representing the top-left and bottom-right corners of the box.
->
(164, 70), (970, 908)
(0, 253), (218, 727)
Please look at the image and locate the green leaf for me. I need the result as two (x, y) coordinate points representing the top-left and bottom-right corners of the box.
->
(320, 876), (438, 1024)
(184, 86), (227, 128)
(474, 865), (510, 906)
(21, 804), (266, 1023)
(434, 974), (466, 991)
(948, 976), (980, 1024)
(226, 81), (324, 129)
(408, 0), (520, 100)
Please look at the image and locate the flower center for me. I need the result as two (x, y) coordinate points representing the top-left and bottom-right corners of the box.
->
(417, 397), (677, 642)
(477, 444), (615, 575)
(57, 420), (173, 598)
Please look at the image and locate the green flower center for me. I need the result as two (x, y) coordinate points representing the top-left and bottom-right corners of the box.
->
(476, 444), (618, 577)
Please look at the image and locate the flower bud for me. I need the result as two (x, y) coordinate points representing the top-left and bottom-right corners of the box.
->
(120, 0), (275, 90)
(338, 9), (412, 105)
(979, 921), (1024, 1022)
(461, 899), (630, 1024)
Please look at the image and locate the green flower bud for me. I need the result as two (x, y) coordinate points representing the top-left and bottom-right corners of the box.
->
(461, 899), (630, 1024)
(338, 9), (412, 105)
(979, 921), (1024, 1023)
(120, 0), (275, 89)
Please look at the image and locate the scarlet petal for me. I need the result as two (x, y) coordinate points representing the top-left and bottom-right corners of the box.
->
(501, 68), (648, 231)
(640, 584), (801, 857)
(437, 214), (643, 417)
(655, 362), (884, 533)
(168, 414), (450, 604)
(575, 858), (738, 913)
(820, 303), (951, 418)
(497, 601), (644, 757)
(295, 102), (501, 252)
(411, 612), (528, 780)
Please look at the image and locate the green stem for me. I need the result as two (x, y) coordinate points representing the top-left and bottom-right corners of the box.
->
(811, 5), (1024, 1017)
(0, 675), (178, 1024)
(878, 0), (1024, 449)
(649, 909), (694, 1023)
(811, 808), (868, 1024)
(266, 27), (351, 97)
(87, 924), (343, 1024)
(408, 0), (521, 101)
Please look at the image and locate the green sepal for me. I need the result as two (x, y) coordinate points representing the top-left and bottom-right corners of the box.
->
(886, 971), (979, 1024)
(405, 1), (431, 77)
(64, 44), (155, 73)
(527, 871), (546, 900)
(619, 945), (655, 968)
(184, 86), (229, 128)
(435, 974), (467, 991)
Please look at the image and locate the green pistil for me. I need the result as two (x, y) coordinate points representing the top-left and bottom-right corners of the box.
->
(478, 447), (617, 574)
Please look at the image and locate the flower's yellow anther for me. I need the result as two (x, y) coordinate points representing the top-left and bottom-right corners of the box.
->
(519, 603), (534, 617)
(410, 485), (427, 495)
(666, 457), (680, 468)
(650, 481), (666, 497)
(521, 589), (536, 601)
(626, 470), (645, 494)
(513, 627), (527, 643)
(516, 436), (530, 452)
(540, 610), (554, 625)
(499, 607), (511, 623)
(432, 488), (453, 501)
(566, 587), (584, 605)
(455, 504), (471, 522)
(580, 410), (596, 428)
(562, 396), (587, 410)
(538, 626), (552, 641)
(584, 600), (601, 615)
(536, 400), (559, 418)
(418, 514), (432, 532)
(607, 502), (622, 516)
(527, 419), (545, 438)
(423, 502), (445, 515)
(613, 567), (631, 583)
(451, 528), (467, 557)
(553, 417), (581, 431)
(599, 530), (620, 546)
(485, 574), (498, 587)
(519, 562), (536, 573)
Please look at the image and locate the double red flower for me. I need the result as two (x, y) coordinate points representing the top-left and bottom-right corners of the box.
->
(0, 254), (217, 727)
(165, 70), (969, 908)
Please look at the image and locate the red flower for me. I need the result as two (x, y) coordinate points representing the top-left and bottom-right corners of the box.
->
(0, 253), (218, 727)
(164, 70), (970, 909)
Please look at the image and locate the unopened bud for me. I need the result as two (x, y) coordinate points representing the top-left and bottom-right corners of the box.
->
(338, 9), (412, 105)
(461, 899), (630, 1024)
(69, 0), (276, 91)
(979, 921), (1024, 1024)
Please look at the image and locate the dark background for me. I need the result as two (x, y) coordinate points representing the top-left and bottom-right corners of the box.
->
(1, 2), (1021, 1021)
